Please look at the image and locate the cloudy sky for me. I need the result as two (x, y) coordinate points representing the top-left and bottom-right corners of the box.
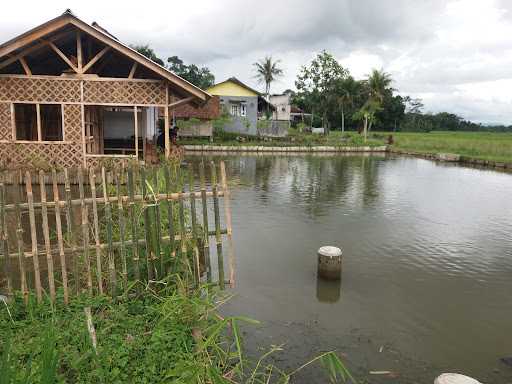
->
(2, 0), (512, 124)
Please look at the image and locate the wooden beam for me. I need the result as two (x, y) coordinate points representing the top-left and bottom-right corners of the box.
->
(169, 96), (194, 109)
(164, 87), (170, 159)
(0, 31), (70, 71)
(76, 31), (83, 73)
(36, 104), (42, 141)
(128, 62), (138, 79)
(10, 103), (16, 140)
(19, 57), (32, 76)
(82, 46), (110, 73)
(134, 106), (139, 158)
(0, 15), (70, 58)
(48, 41), (78, 73)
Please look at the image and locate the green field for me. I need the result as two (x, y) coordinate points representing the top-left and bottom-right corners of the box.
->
(390, 131), (512, 163)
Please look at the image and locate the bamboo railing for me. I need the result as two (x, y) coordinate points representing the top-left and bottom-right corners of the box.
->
(0, 161), (234, 304)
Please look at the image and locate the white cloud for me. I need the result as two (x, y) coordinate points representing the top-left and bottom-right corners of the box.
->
(1, 0), (512, 123)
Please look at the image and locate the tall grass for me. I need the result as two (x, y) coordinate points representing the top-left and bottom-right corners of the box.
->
(0, 277), (356, 383)
(391, 131), (512, 162)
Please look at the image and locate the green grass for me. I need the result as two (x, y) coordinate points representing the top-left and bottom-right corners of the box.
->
(179, 130), (386, 148)
(0, 280), (355, 383)
(389, 131), (512, 163)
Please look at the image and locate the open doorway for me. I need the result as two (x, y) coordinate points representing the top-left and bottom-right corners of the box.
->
(84, 105), (158, 160)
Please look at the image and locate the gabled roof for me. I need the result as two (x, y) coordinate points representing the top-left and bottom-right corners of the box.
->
(208, 77), (262, 96)
(0, 10), (210, 102)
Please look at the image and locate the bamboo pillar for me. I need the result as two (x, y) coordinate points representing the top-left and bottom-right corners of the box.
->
(164, 87), (170, 158)
(0, 179), (12, 296)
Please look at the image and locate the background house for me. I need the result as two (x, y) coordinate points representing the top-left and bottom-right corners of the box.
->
(207, 77), (273, 136)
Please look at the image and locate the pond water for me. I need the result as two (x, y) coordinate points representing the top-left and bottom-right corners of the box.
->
(188, 153), (512, 383)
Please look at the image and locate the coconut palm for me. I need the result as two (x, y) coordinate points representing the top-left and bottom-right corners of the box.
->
(253, 56), (284, 114)
(335, 76), (359, 133)
(368, 69), (392, 102)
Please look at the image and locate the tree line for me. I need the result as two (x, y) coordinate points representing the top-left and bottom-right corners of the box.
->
(133, 45), (511, 133)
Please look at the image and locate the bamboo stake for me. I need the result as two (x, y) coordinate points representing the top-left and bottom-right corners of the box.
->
(164, 165), (175, 272)
(14, 171), (27, 302)
(140, 167), (154, 281)
(25, 171), (42, 302)
(39, 170), (56, 301)
(52, 169), (69, 304)
(64, 169), (78, 295)
(127, 167), (140, 281)
(220, 161), (235, 288)
(0, 179), (12, 295)
(88, 168), (103, 295)
(188, 163), (200, 284)
(101, 167), (116, 297)
(178, 182), (188, 276)
(78, 168), (92, 294)
(199, 161), (212, 283)
(116, 169), (128, 289)
(210, 162), (225, 289)
(152, 168), (163, 276)
(84, 307), (98, 354)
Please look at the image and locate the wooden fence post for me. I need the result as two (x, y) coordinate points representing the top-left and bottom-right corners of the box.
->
(210, 162), (225, 289)
(39, 170), (56, 302)
(25, 171), (42, 302)
(220, 161), (235, 288)
(52, 169), (69, 304)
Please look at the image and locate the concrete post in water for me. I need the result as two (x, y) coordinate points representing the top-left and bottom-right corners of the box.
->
(317, 246), (342, 280)
(434, 374), (482, 384)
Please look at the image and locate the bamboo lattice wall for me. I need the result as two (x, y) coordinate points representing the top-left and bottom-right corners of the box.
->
(0, 76), (170, 169)
(0, 161), (235, 304)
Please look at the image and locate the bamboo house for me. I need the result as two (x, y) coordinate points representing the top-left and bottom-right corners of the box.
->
(0, 10), (211, 169)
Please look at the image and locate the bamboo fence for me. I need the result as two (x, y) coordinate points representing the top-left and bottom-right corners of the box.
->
(0, 161), (235, 304)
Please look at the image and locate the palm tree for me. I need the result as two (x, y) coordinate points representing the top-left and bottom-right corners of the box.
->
(335, 76), (358, 133)
(366, 69), (392, 131)
(368, 69), (392, 102)
(253, 56), (284, 115)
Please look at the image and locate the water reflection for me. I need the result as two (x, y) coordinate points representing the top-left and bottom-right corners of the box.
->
(186, 153), (512, 383)
(316, 276), (341, 303)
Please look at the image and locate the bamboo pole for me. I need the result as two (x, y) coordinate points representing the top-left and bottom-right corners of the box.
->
(78, 168), (92, 294)
(127, 167), (140, 281)
(14, 171), (27, 302)
(116, 169), (128, 289)
(101, 167), (116, 297)
(152, 168), (163, 275)
(188, 163), (200, 284)
(178, 182), (187, 276)
(199, 161), (211, 283)
(88, 168), (103, 295)
(1, 229), (228, 261)
(164, 165), (175, 272)
(140, 167), (154, 281)
(0, 179), (12, 296)
(3, 190), (225, 211)
(52, 169), (69, 304)
(39, 170), (56, 301)
(220, 161), (235, 288)
(25, 171), (42, 302)
(64, 169), (79, 295)
(210, 162), (225, 289)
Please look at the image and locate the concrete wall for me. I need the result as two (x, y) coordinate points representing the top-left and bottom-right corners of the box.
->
(270, 94), (291, 121)
(219, 95), (258, 136)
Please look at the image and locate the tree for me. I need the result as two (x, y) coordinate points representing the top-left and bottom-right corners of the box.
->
(332, 76), (359, 133)
(353, 98), (382, 142)
(368, 69), (393, 102)
(131, 44), (165, 66)
(253, 56), (284, 114)
(295, 51), (348, 129)
(167, 56), (215, 90)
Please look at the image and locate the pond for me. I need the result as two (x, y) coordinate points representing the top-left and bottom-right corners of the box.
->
(188, 153), (512, 383)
